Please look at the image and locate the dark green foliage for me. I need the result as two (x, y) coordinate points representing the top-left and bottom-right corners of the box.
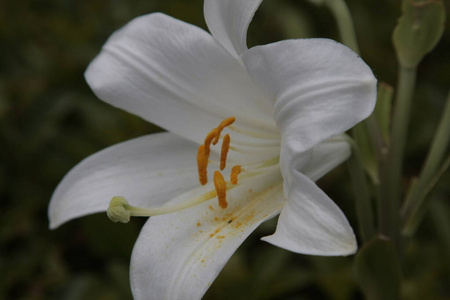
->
(1, 0), (448, 299)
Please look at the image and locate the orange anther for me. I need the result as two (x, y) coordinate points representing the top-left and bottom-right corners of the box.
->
(213, 171), (227, 209)
(197, 145), (208, 185)
(220, 134), (231, 170)
(212, 117), (235, 145)
(204, 128), (217, 157)
(230, 165), (242, 185)
(220, 116), (236, 128)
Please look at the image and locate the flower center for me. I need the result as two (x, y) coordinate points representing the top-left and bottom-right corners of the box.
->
(107, 117), (244, 223)
(196, 116), (243, 209)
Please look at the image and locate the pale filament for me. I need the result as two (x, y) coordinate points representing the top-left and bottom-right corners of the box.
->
(229, 145), (275, 154)
(228, 125), (279, 140)
(228, 138), (280, 148)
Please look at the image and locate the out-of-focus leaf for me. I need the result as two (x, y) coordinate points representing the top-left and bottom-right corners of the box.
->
(249, 247), (312, 299)
(312, 256), (355, 300)
(81, 214), (140, 258)
(107, 262), (133, 300)
(393, 0), (446, 68)
(355, 237), (401, 300)
(62, 275), (120, 300)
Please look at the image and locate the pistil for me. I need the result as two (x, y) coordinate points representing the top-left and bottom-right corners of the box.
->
(106, 184), (227, 223)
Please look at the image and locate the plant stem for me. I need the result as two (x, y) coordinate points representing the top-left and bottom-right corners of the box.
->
(379, 66), (416, 242)
(402, 155), (450, 235)
(347, 139), (376, 243)
(323, 0), (360, 53)
(401, 92), (450, 235)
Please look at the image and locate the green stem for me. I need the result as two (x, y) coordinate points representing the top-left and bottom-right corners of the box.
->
(401, 92), (450, 235)
(347, 138), (376, 243)
(429, 196), (450, 270)
(323, 0), (360, 53)
(379, 66), (417, 242)
(402, 155), (450, 235)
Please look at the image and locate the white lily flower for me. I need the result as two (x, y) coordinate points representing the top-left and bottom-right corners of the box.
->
(48, 0), (377, 299)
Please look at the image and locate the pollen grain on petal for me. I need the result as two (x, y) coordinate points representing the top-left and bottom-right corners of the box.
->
(230, 165), (242, 185)
(213, 171), (228, 209)
(197, 145), (208, 185)
(220, 134), (231, 170)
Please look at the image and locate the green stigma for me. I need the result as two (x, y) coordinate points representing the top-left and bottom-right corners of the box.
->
(107, 196), (131, 223)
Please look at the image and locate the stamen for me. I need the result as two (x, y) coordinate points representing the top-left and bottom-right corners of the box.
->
(214, 171), (228, 209)
(230, 165), (242, 184)
(204, 129), (217, 157)
(212, 117), (235, 145)
(220, 134), (231, 170)
(197, 145), (208, 185)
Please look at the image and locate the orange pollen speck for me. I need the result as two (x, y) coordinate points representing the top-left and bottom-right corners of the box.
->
(220, 134), (231, 170)
(212, 117), (235, 145)
(213, 171), (227, 209)
(197, 145), (208, 185)
(230, 165), (242, 185)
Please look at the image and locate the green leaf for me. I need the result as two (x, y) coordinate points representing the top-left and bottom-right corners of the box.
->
(354, 237), (401, 300)
(393, 0), (446, 68)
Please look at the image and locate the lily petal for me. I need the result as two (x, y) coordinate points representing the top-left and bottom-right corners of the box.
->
(85, 13), (275, 146)
(49, 133), (198, 229)
(262, 169), (357, 256)
(204, 0), (262, 58)
(278, 135), (350, 198)
(130, 169), (284, 300)
(303, 135), (351, 181)
(242, 39), (376, 178)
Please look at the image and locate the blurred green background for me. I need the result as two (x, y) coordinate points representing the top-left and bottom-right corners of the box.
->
(1, 0), (449, 299)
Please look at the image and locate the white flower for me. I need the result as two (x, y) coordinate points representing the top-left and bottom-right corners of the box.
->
(48, 0), (377, 299)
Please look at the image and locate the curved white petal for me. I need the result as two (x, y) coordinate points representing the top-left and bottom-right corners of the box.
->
(85, 13), (276, 146)
(48, 133), (199, 229)
(279, 135), (350, 198)
(130, 169), (284, 300)
(262, 169), (357, 256)
(204, 0), (262, 58)
(302, 135), (351, 181)
(242, 39), (377, 179)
